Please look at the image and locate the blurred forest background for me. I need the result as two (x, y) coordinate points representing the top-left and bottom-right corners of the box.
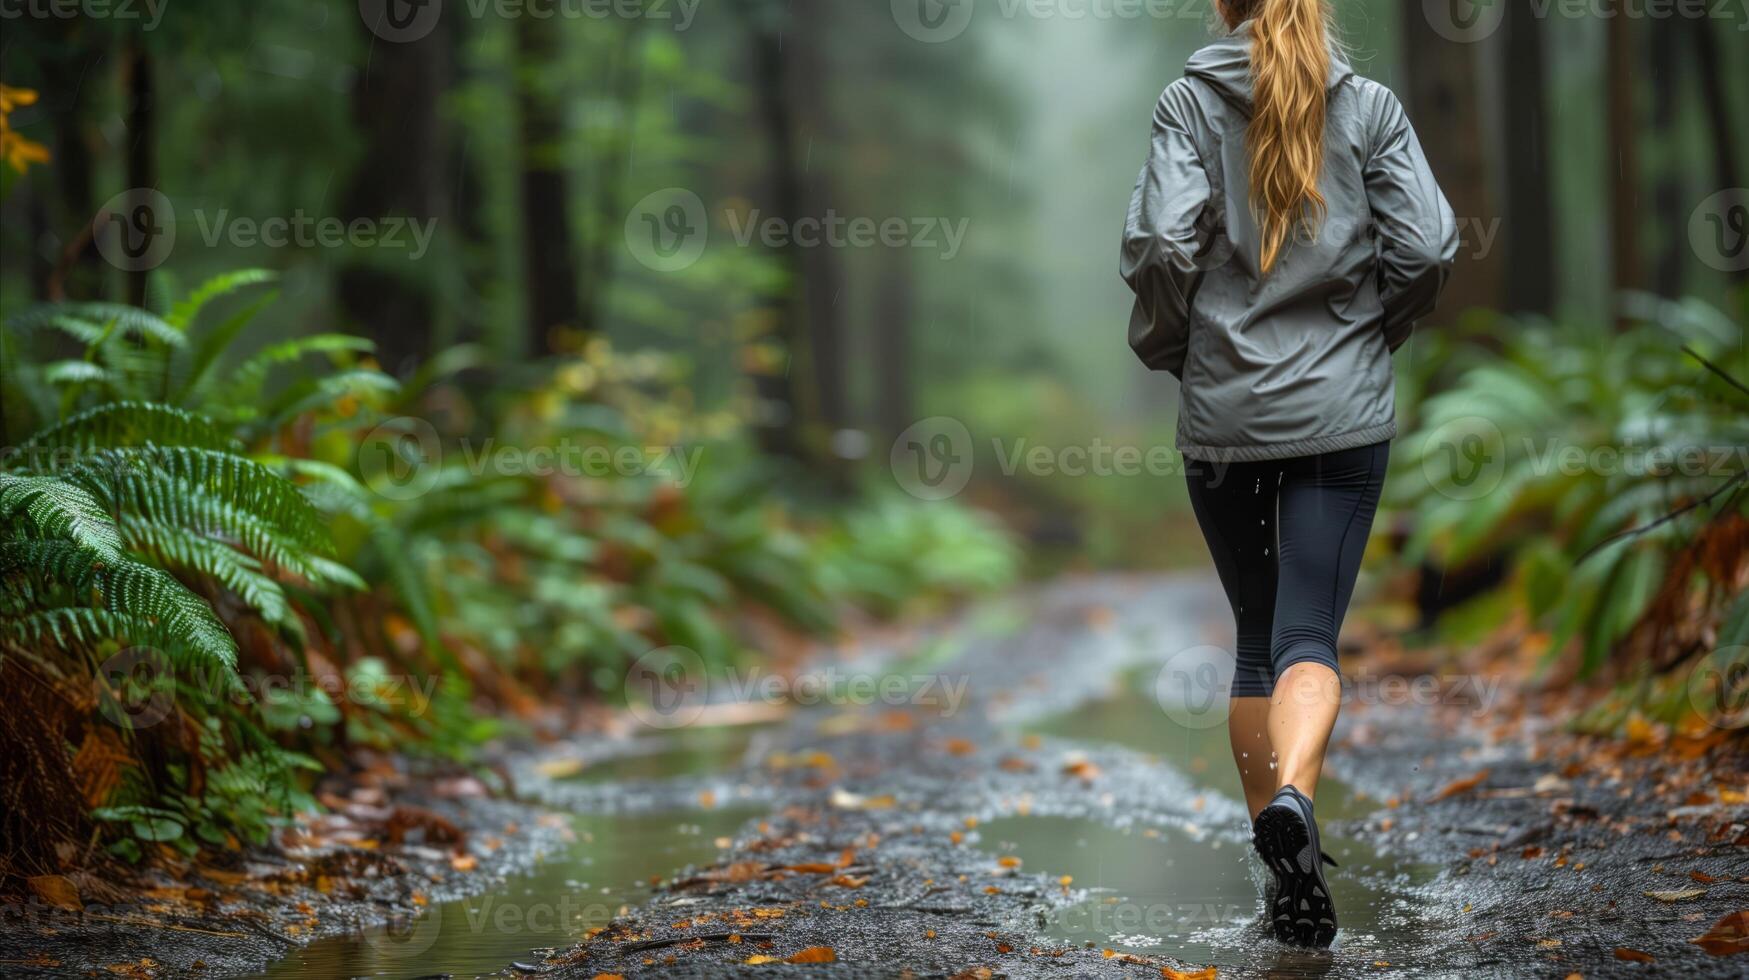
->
(0, 0), (1745, 876)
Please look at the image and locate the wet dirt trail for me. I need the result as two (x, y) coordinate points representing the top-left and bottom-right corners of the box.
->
(13, 575), (1743, 978)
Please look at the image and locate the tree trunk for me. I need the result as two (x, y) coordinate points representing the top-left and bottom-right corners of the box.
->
(1499, 3), (1553, 315)
(122, 41), (156, 309)
(787, 0), (849, 437)
(337, 21), (446, 374)
(1605, 3), (1641, 325)
(1689, 19), (1744, 283)
(1648, 25), (1683, 297)
(739, 2), (812, 462)
(515, 16), (583, 358)
(1400, 1), (1499, 315)
(872, 254), (914, 439)
(577, 24), (648, 339)
(40, 28), (104, 301)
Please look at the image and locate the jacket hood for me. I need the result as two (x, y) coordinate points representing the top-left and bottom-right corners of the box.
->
(1183, 20), (1353, 114)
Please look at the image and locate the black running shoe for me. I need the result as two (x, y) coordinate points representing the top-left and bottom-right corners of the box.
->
(1252, 785), (1338, 947)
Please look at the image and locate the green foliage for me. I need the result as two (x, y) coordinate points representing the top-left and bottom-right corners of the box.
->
(813, 495), (1021, 617)
(1390, 295), (1748, 679)
(1, 271), (1027, 869)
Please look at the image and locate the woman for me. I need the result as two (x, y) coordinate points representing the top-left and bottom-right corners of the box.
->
(1120, 0), (1456, 950)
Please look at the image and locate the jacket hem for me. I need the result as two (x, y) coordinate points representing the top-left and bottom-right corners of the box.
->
(1177, 419), (1396, 463)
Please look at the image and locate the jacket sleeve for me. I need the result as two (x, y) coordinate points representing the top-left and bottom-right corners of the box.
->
(1363, 87), (1458, 352)
(1120, 83), (1214, 378)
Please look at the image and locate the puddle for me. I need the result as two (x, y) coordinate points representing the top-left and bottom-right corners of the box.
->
(255, 807), (763, 980)
(1000, 670), (1450, 975)
(561, 725), (776, 784)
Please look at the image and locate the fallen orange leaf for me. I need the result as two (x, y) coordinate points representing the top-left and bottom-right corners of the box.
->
(1691, 910), (1749, 956)
(1162, 966), (1218, 979)
(1429, 769), (1491, 802)
(27, 875), (82, 912)
(785, 947), (837, 963)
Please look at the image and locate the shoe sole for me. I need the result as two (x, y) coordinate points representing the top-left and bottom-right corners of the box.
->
(1252, 803), (1338, 948)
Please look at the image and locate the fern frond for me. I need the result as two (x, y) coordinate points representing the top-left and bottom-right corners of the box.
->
(68, 447), (332, 555)
(0, 541), (237, 668)
(41, 361), (118, 387)
(251, 369), (400, 430)
(4, 304), (183, 348)
(174, 291), (280, 406)
(121, 520), (299, 632)
(223, 334), (375, 398)
(16, 403), (242, 458)
(166, 269), (277, 332)
(0, 474), (124, 559)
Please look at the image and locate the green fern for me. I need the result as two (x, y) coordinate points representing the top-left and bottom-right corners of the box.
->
(166, 269), (278, 332)
(3, 303), (183, 349)
(18, 402), (243, 456)
(0, 540), (238, 669)
(123, 520), (299, 634)
(0, 474), (125, 559)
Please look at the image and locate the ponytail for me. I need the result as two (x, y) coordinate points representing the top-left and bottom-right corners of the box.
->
(1237, 0), (1332, 274)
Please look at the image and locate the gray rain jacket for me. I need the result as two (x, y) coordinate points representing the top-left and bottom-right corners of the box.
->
(1121, 22), (1457, 462)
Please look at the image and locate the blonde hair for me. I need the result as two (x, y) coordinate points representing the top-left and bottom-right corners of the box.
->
(1225, 0), (1333, 274)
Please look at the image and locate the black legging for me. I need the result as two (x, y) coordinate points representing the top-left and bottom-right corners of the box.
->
(1183, 441), (1389, 698)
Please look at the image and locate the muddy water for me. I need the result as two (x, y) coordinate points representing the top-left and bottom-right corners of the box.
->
(990, 670), (1447, 976)
(254, 806), (763, 980)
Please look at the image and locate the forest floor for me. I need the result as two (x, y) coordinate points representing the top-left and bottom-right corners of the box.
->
(1, 574), (1745, 978)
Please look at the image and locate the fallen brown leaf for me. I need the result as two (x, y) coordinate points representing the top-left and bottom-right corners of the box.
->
(1690, 910), (1749, 956)
(1613, 948), (1655, 963)
(27, 875), (81, 912)
(1645, 889), (1706, 903)
(1429, 769), (1491, 802)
